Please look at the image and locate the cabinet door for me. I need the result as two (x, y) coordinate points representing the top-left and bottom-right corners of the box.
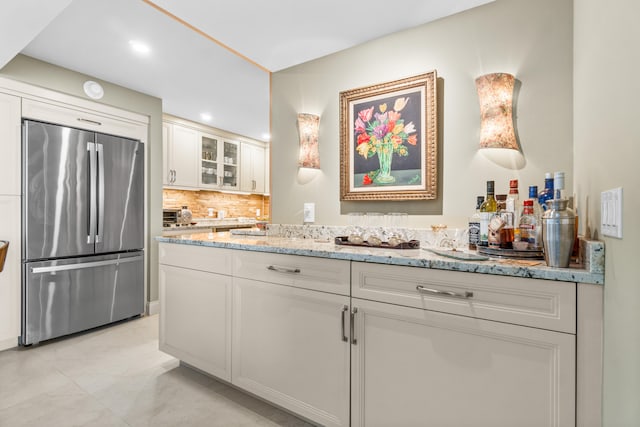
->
(159, 264), (232, 381)
(169, 124), (199, 188)
(240, 143), (266, 193)
(0, 93), (21, 196)
(162, 122), (170, 186)
(233, 278), (350, 427)
(0, 196), (21, 350)
(220, 139), (239, 190)
(351, 298), (576, 427)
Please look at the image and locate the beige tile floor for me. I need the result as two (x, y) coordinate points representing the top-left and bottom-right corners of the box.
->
(0, 315), (314, 427)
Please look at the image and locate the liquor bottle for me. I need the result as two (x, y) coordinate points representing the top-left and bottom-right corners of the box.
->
(506, 179), (520, 226)
(479, 181), (497, 247)
(527, 185), (543, 221)
(519, 200), (541, 249)
(554, 171), (565, 200)
(468, 196), (484, 250)
(538, 172), (554, 211)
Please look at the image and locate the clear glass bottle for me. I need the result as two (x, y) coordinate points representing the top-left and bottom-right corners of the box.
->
(519, 200), (541, 249)
(538, 172), (554, 211)
(506, 179), (520, 226)
(468, 196), (484, 250)
(554, 171), (566, 200)
(479, 181), (497, 247)
(527, 185), (543, 221)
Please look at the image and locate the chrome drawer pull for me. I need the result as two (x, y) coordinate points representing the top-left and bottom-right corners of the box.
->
(416, 285), (473, 299)
(267, 265), (301, 274)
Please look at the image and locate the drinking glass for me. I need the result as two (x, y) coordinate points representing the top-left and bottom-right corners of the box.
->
(347, 212), (365, 244)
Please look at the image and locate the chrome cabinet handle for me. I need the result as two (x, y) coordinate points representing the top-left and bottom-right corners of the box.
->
(78, 118), (102, 126)
(341, 305), (349, 342)
(267, 265), (301, 274)
(416, 285), (473, 299)
(172, 169), (176, 183)
(350, 307), (358, 345)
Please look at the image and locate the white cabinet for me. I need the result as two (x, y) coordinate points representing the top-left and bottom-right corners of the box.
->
(0, 92), (21, 350)
(164, 123), (199, 188)
(350, 298), (575, 427)
(240, 142), (265, 193)
(232, 278), (350, 427)
(350, 262), (576, 427)
(159, 264), (232, 380)
(0, 93), (21, 196)
(158, 244), (233, 380)
(0, 196), (21, 350)
(199, 133), (239, 190)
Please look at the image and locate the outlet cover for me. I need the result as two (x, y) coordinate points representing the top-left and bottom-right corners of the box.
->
(601, 187), (623, 238)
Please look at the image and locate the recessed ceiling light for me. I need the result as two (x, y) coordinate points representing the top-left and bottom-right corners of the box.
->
(83, 80), (104, 99)
(200, 113), (213, 122)
(261, 133), (271, 141)
(129, 40), (150, 55)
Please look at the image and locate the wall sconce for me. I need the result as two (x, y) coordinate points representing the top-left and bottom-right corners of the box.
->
(297, 113), (320, 169)
(475, 73), (518, 150)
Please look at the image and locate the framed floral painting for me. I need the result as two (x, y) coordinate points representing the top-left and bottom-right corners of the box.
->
(339, 71), (438, 201)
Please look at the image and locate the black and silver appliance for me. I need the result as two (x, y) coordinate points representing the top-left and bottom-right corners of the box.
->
(21, 119), (144, 345)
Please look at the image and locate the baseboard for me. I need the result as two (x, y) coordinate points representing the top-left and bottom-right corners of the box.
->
(147, 300), (159, 316)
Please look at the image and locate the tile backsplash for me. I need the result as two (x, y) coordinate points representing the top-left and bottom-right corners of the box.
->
(163, 189), (270, 219)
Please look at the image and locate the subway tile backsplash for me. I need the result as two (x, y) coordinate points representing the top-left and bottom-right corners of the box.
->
(163, 189), (270, 219)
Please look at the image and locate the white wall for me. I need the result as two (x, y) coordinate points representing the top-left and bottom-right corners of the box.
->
(271, 0), (573, 227)
(574, 0), (640, 425)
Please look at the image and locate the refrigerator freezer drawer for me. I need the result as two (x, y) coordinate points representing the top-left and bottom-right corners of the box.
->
(22, 252), (144, 345)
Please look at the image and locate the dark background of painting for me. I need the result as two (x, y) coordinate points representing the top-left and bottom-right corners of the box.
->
(353, 90), (422, 174)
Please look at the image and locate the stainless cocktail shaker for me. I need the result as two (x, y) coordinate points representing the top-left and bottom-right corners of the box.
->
(542, 199), (575, 268)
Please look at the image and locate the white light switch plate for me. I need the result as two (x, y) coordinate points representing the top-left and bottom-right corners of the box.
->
(303, 202), (315, 223)
(601, 187), (623, 238)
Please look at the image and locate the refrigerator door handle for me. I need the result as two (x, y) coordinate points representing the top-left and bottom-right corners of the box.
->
(87, 142), (97, 244)
(30, 255), (143, 274)
(96, 143), (105, 243)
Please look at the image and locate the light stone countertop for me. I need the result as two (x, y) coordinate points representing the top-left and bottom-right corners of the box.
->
(156, 231), (604, 285)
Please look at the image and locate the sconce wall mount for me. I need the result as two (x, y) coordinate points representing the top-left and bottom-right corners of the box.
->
(297, 113), (321, 169)
(475, 73), (518, 150)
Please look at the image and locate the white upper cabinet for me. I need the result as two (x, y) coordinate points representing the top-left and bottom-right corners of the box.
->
(164, 123), (199, 189)
(0, 93), (21, 196)
(200, 133), (239, 190)
(240, 142), (266, 194)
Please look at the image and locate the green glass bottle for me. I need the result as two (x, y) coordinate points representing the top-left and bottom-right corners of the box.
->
(479, 180), (497, 247)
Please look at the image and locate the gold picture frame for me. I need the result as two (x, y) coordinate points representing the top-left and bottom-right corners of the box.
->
(339, 71), (438, 201)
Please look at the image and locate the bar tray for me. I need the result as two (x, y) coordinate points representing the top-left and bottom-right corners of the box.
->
(334, 236), (420, 249)
(477, 246), (544, 260)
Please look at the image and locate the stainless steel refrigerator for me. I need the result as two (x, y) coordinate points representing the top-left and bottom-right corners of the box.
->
(21, 119), (144, 345)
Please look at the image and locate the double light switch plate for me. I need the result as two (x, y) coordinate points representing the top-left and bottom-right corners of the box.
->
(601, 187), (623, 238)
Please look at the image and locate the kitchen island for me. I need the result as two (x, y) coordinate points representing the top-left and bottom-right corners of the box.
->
(156, 230), (603, 427)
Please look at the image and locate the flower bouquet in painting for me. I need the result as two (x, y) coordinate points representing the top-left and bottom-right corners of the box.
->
(354, 97), (417, 185)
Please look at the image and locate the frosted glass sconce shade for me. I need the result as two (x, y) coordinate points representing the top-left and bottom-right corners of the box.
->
(475, 73), (518, 150)
(297, 113), (320, 169)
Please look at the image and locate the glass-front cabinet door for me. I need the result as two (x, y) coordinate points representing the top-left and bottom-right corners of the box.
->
(222, 140), (238, 189)
(200, 133), (239, 190)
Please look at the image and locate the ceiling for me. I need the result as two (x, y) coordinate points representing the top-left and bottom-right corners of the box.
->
(5, 0), (494, 142)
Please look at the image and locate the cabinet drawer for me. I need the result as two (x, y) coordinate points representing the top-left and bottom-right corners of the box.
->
(234, 251), (350, 296)
(159, 243), (232, 275)
(352, 262), (576, 333)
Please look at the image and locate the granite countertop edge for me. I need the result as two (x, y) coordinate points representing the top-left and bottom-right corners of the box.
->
(155, 233), (604, 285)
